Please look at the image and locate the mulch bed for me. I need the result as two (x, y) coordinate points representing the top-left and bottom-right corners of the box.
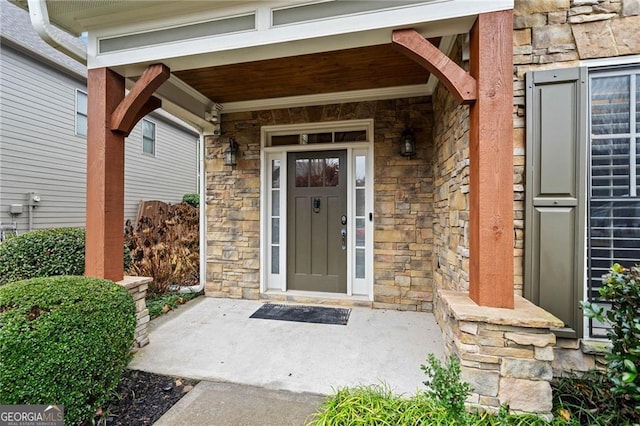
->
(96, 369), (199, 425)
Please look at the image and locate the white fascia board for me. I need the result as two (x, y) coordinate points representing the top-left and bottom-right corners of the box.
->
(86, 0), (512, 72)
(95, 16), (476, 77)
(579, 55), (640, 68)
(221, 84), (430, 114)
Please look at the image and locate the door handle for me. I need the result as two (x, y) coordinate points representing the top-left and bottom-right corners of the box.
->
(341, 229), (347, 250)
(312, 198), (320, 213)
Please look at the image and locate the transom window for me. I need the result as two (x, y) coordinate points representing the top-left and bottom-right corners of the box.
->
(588, 67), (640, 337)
(268, 130), (367, 147)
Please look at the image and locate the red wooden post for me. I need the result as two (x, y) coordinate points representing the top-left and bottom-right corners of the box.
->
(468, 10), (515, 308)
(86, 67), (126, 281)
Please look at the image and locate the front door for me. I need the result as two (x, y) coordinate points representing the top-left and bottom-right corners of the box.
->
(287, 150), (347, 292)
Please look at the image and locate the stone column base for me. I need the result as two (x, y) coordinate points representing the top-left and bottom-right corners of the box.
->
(118, 276), (152, 351)
(434, 289), (563, 417)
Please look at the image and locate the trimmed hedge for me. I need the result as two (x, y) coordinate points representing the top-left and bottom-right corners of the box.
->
(0, 227), (131, 285)
(0, 276), (136, 425)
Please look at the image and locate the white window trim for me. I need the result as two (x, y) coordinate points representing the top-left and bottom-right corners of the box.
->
(584, 64), (640, 339)
(259, 119), (374, 299)
(142, 118), (157, 156)
(75, 89), (88, 137)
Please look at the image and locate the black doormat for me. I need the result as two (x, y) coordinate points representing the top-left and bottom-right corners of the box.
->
(250, 303), (351, 325)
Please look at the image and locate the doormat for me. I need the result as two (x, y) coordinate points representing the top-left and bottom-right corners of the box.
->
(250, 303), (351, 325)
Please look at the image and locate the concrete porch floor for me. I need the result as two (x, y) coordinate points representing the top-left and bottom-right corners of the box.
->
(129, 297), (445, 396)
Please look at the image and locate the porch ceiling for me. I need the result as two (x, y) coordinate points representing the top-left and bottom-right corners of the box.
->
(173, 42), (437, 104)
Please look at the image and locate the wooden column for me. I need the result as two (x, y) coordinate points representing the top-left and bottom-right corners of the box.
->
(468, 10), (514, 308)
(86, 67), (126, 281)
(85, 64), (169, 281)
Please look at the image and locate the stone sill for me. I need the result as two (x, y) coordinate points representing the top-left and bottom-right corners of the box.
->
(117, 275), (153, 290)
(581, 339), (612, 355)
(438, 289), (564, 329)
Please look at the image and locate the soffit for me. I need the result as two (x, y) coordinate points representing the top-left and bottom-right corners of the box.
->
(9, 0), (248, 35)
(174, 42), (438, 104)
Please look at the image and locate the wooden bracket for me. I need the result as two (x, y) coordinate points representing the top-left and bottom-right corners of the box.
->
(392, 29), (477, 105)
(111, 63), (170, 135)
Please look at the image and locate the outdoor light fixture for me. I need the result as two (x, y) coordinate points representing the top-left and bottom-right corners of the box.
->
(224, 137), (239, 166)
(400, 126), (416, 158)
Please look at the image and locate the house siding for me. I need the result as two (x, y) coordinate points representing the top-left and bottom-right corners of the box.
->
(0, 44), (198, 235)
(0, 45), (87, 232)
(123, 117), (199, 222)
(205, 99), (434, 310)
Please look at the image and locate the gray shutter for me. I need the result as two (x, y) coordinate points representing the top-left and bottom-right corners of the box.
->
(525, 67), (587, 339)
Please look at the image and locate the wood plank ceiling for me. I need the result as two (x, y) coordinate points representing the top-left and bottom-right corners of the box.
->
(174, 41), (438, 103)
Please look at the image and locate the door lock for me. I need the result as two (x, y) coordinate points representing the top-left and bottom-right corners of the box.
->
(341, 229), (347, 250)
(312, 198), (320, 213)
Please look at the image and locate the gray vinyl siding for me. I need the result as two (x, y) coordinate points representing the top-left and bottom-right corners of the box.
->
(124, 117), (198, 222)
(0, 45), (87, 233)
(0, 44), (198, 235)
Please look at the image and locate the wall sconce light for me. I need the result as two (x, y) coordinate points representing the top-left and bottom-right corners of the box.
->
(224, 137), (239, 166)
(400, 126), (416, 158)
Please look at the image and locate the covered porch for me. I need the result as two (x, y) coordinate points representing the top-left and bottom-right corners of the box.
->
(73, 0), (517, 311)
(17, 0), (565, 416)
(129, 297), (445, 396)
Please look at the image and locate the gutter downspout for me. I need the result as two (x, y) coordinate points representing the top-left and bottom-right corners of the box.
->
(178, 131), (206, 294)
(27, 0), (87, 64)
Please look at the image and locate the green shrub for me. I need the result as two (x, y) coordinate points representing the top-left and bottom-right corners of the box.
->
(309, 385), (452, 425)
(182, 193), (199, 207)
(0, 228), (132, 285)
(308, 385), (562, 426)
(0, 276), (136, 425)
(421, 354), (471, 420)
(583, 263), (640, 408)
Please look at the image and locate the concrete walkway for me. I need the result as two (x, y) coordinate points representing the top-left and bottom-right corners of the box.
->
(154, 381), (324, 426)
(129, 297), (445, 424)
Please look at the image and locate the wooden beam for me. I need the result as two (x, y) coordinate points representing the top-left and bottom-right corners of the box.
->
(392, 29), (477, 104)
(468, 10), (515, 308)
(86, 67), (126, 281)
(123, 96), (162, 136)
(111, 63), (169, 135)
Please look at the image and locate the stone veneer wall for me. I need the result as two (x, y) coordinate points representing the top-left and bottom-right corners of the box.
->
(435, 289), (563, 416)
(512, 0), (640, 372)
(205, 98), (435, 311)
(117, 276), (151, 351)
(431, 38), (472, 293)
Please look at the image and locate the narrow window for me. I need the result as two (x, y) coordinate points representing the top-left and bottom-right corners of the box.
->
(142, 119), (156, 156)
(354, 155), (366, 279)
(75, 90), (87, 136)
(270, 159), (281, 275)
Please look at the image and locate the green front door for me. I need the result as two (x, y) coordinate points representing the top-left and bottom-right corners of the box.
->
(287, 150), (347, 293)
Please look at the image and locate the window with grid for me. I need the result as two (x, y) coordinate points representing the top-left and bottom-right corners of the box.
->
(588, 68), (640, 337)
(142, 119), (156, 156)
